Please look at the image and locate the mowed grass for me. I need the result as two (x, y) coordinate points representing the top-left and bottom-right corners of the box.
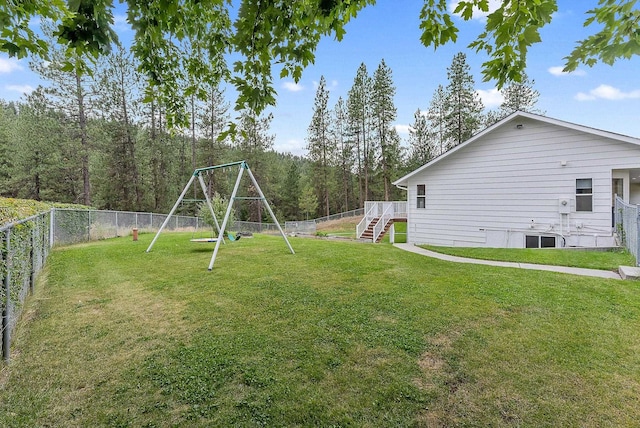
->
(421, 245), (635, 271)
(1, 233), (640, 427)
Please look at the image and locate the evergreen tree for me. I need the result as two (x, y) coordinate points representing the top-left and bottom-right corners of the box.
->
(408, 109), (434, 169)
(9, 88), (71, 202)
(92, 47), (144, 210)
(281, 161), (301, 220)
(31, 23), (95, 205)
(425, 84), (449, 156)
(371, 59), (398, 201)
(306, 76), (334, 217)
(235, 109), (274, 221)
(347, 63), (373, 206)
(141, 93), (170, 211)
(444, 52), (484, 147)
(500, 73), (541, 115)
(197, 83), (230, 197)
(332, 96), (354, 212)
(484, 72), (544, 127)
(299, 185), (318, 221)
(380, 126), (403, 201)
(0, 102), (16, 194)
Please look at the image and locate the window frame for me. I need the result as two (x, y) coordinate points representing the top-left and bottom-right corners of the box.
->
(525, 235), (557, 248)
(416, 184), (426, 209)
(576, 178), (593, 212)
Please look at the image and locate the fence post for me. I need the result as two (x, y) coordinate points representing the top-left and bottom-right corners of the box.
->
(2, 228), (11, 363)
(636, 207), (640, 267)
(30, 225), (35, 294)
(50, 209), (55, 248)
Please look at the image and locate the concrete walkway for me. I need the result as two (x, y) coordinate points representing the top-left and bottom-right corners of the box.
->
(393, 243), (622, 280)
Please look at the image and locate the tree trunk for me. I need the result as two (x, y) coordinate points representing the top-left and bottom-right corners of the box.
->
(76, 72), (91, 206)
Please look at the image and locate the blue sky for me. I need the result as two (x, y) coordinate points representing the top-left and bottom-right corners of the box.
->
(1, 1), (639, 156)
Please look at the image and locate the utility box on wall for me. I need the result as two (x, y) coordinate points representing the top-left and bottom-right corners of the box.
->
(558, 197), (572, 214)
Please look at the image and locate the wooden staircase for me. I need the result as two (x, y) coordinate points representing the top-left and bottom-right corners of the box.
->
(360, 217), (395, 243)
(356, 201), (408, 243)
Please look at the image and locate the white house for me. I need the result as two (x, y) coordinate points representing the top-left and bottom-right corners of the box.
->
(393, 111), (640, 249)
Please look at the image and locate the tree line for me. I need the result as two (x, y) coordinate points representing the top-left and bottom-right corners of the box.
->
(1, 47), (540, 221)
(304, 53), (542, 217)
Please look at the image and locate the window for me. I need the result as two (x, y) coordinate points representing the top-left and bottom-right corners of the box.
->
(525, 235), (556, 248)
(576, 178), (593, 212)
(417, 185), (426, 209)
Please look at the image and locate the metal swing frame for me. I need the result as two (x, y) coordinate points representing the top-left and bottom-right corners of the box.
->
(146, 160), (294, 270)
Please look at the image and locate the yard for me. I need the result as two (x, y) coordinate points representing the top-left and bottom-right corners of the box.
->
(1, 233), (640, 427)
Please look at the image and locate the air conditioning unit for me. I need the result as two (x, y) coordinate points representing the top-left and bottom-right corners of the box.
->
(558, 197), (571, 214)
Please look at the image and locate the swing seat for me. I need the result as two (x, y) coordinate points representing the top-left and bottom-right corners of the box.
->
(227, 232), (241, 242)
(190, 238), (218, 243)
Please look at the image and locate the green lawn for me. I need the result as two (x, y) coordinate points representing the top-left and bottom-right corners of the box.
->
(420, 245), (635, 271)
(2, 233), (640, 427)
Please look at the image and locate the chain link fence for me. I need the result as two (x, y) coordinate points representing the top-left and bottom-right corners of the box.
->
(1, 208), (204, 363)
(313, 208), (364, 224)
(284, 208), (365, 235)
(1, 212), (50, 363)
(2, 206), (365, 363)
(614, 196), (639, 266)
(284, 220), (317, 234)
(52, 209), (202, 245)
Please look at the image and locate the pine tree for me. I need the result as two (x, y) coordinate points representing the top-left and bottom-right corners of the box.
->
(347, 63), (373, 206)
(235, 109), (274, 221)
(281, 161), (301, 220)
(426, 85), (449, 156)
(306, 76), (334, 217)
(371, 59), (398, 201)
(197, 83), (230, 196)
(484, 72), (544, 127)
(9, 92), (65, 201)
(299, 185), (318, 221)
(444, 52), (484, 147)
(30, 22), (95, 205)
(500, 72), (542, 115)
(408, 109), (434, 169)
(92, 47), (144, 210)
(0, 102), (16, 194)
(332, 96), (353, 212)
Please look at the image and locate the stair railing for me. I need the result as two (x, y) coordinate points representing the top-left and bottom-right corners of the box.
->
(357, 203), (378, 239)
(373, 202), (394, 242)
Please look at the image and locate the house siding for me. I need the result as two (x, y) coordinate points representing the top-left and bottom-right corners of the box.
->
(405, 116), (640, 248)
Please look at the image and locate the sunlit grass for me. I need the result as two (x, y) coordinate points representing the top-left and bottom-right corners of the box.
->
(2, 233), (640, 426)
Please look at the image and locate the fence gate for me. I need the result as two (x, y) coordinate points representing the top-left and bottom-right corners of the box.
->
(615, 196), (640, 266)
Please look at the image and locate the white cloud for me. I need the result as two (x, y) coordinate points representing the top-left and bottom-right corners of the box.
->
(576, 84), (640, 101)
(0, 57), (23, 74)
(477, 88), (503, 108)
(548, 66), (586, 77)
(575, 92), (595, 101)
(274, 138), (306, 156)
(394, 124), (411, 135)
(449, 0), (501, 20)
(282, 81), (304, 92)
(6, 84), (34, 95)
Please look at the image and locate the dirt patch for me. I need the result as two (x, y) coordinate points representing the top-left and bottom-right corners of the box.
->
(315, 216), (362, 233)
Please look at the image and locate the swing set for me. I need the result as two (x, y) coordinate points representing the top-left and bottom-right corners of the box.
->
(146, 161), (294, 270)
